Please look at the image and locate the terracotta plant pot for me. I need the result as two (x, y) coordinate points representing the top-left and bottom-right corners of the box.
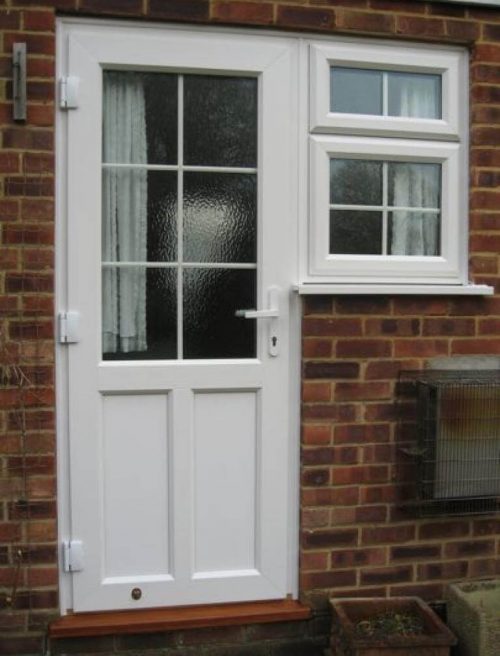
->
(330, 597), (457, 656)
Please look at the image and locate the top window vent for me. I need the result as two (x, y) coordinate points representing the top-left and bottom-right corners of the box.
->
(401, 370), (500, 516)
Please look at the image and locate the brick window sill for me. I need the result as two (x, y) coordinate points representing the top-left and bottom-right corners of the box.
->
(49, 599), (311, 638)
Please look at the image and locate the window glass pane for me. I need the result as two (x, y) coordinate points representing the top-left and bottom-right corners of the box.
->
(183, 269), (256, 359)
(103, 267), (177, 360)
(330, 67), (382, 115)
(388, 163), (441, 209)
(184, 76), (257, 167)
(184, 173), (256, 263)
(389, 211), (440, 256)
(103, 71), (177, 165)
(388, 72), (441, 119)
(330, 210), (382, 255)
(329, 67), (442, 120)
(330, 159), (383, 206)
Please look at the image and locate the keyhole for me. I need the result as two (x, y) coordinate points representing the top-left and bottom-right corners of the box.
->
(272, 336), (277, 347)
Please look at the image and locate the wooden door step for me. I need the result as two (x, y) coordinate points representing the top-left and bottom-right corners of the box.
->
(49, 599), (311, 638)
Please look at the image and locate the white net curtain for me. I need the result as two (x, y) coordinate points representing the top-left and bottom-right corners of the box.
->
(391, 163), (440, 256)
(102, 72), (148, 354)
(391, 78), (440, 257)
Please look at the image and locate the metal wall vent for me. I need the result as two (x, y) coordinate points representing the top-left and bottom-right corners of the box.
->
(400, 370), (500, 516)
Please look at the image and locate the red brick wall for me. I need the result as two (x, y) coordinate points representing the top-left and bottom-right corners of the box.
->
(0, 5), (57, 654)
(1, 0), (500, 653)
(301, 296), (500, 609)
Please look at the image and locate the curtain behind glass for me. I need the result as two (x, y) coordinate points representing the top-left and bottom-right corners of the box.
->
(102, 73), (148, 353)
(391, 164), (439, 256)
(391, 85), (440, 257)
(395, 75), (440, 119)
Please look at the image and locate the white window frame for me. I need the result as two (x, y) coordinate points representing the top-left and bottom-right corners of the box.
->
(305, 38), (473, 289)
(310, 135), (462, 284)
(310, 40), (465, 140)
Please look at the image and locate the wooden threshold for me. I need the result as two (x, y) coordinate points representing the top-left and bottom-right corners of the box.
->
(49, 599), (311, 638)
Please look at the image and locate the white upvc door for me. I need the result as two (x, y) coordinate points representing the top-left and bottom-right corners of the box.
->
(58, 22), (298, 613)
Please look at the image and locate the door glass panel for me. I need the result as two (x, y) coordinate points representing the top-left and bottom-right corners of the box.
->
(103, 267), (177, 359)
(184, 172), (256, 263)
(102, 168), (148, 263)
(103, 71), (177, 165)
(102, 170), (177, 263)
(144, 74), (178, 165)
(184, 75), (257, 167)
(102, 71), (258, 360)
(147, 171), (178, 262)
(183, 269), (256, 359)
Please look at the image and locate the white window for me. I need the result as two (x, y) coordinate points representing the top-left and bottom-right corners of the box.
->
(305, 40), (471, 288)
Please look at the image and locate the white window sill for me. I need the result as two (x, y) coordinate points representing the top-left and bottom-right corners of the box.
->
(294, 283), (494, 296)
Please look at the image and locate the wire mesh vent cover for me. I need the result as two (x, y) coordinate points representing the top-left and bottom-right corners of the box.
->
(401, 370), (500, 516)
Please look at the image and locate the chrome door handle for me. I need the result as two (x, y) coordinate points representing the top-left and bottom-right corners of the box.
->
(235, 286), (280, 357)
(235, 308), (279, 319)
(235, 286), (280, 320)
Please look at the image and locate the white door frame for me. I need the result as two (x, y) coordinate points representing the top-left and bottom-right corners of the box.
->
(55, 17), (301, 613)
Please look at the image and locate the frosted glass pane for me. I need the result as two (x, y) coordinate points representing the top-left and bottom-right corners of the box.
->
(103, 71), (177, 165)
(388, 163), (441, 209)
(330, 67), (382, 115)
(143, 74), (178, 164)
(184, 75), (257, 167)
(147, 171), (177, 262)
(103, 267), (177, 360)
(102, 168), (147, 262)
(388, 72), (441, 119)
(184, 173), (256, 263)
(330, 210), (382, 255)
(330, 159), (383, 206)
(102, 170), (177, 262)
(389, 211), (440, 256)
(183, 269), (256, 359)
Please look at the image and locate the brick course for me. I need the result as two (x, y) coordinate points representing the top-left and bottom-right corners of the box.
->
(1, 1), (500, 654)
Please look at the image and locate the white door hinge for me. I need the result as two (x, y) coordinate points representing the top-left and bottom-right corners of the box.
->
(59, 76), (79, 110)
(58, 311), (80, 344)
(63, 540), (84, 573)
